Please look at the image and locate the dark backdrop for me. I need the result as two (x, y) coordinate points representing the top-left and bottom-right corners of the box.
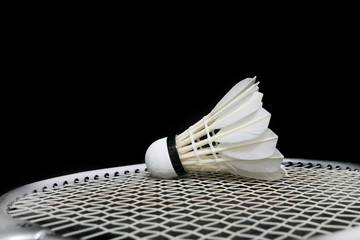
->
(2, 14), (358, 195)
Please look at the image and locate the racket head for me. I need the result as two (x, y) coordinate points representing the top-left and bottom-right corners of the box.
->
(1, 160), (359, 240)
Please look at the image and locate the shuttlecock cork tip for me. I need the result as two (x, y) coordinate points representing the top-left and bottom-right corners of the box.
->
(145, 137), (186, 178)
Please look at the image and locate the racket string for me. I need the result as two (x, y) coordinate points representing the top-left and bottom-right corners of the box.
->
(8, 166), (360, 240)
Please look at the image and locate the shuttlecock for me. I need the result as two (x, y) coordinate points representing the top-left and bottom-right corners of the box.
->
(145, 77), (286, 180)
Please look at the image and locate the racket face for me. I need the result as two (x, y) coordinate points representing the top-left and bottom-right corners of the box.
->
(1, 159), (359, 240)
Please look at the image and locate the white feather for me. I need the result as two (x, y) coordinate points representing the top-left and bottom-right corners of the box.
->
(210, 77), (257, 117)
(212, 91), (263, 129)
(182, 150), (285, 180)
(219, 129), (278, 160)
(226, 165), (287, 180)
(222, 149), (284, 173)
(216, 108), (271, 143)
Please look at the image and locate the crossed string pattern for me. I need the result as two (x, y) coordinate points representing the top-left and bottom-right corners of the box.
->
(8, 166), (360, 240)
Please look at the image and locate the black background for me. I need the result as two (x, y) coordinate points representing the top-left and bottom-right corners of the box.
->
(1, 9), (358, 195)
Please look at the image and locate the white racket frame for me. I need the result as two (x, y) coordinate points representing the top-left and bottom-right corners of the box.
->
(0, 160), (359, 240)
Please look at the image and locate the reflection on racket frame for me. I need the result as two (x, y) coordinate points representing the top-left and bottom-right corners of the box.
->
(1, 159), (359, 240)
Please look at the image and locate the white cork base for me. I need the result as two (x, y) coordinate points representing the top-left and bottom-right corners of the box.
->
(145, 137), (178, 179)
